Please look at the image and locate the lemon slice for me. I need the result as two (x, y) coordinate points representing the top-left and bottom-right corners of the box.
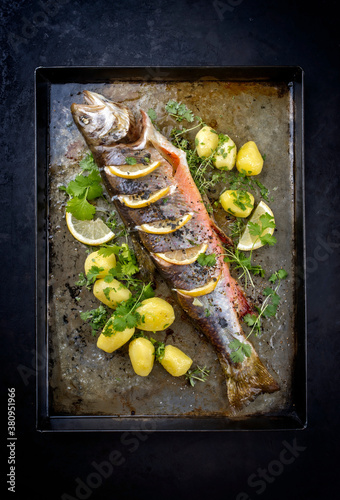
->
(175, 273), (221, 297)
(137, 213), (193, 234)
(66, 212), (115, 246)
(154, 242), (208, 265)
(108, 161), (161, 179)
(237, 201), (275, 251)
(118, 186), (172, 208)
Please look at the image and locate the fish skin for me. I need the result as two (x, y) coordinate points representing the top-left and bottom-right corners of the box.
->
(71, 91), (279, 410)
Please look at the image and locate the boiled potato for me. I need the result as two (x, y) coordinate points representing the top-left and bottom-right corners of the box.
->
(220, 190), (254, 218)
(236, 141), (264, 176)
(160, 345), (192, 377)
(97, 325), (135, 353)
(93, 278), (131, 308)
(129, 337), (155, 376)
(195, 126), (219, 158)
(136, 297), (175, 332)
(84, 250), (116, 279)
(213, 135), (237, 170)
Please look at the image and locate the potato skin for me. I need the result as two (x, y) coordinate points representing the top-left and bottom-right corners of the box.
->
(219, 190), (254, 218)
(195, 126), (219, 158)
(84, 250), (116, 279)
(213, 135), (237, 170)
(97, 326), (135, 353)
(93, 278), (131, 308)
(160, 345), (193, 377)
(236, 141), (264, 176)
(136, 297), (175, 332)
(129, 337), (155, 376)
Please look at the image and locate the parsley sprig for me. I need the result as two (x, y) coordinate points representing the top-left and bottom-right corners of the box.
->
(243, 269), (288, 338)
(80, 305), (109, 335)
(229, 170), (270, 202)
(165, 100), (195, 122)
(229, 339), (252, 364)
(224, 248), (265, 288)
(185, 365), (211, 386)
(227, 269), (288, 363)
(248, 213), (277, 247)
(63, 153), (103, 221)
(102, 282), (154, 336)
(75, 265), (104, 289)
(197, 252), (217, 267)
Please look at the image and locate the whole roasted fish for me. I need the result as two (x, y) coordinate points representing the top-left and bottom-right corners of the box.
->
(71, 90), (279, 409)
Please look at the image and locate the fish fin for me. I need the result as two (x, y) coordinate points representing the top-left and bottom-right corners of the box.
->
(221, 352), (280, 410)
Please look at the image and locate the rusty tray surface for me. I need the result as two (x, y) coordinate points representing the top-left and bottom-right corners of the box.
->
(35, 66), (306, 431)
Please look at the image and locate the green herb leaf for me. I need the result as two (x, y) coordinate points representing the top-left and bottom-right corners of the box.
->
(165, 100), (195, 122)
(125, 157), (137, 165)
(223, 248), (265, 288)
(150, 338), (166, 361)
(79, 153), (98, 172)
(197, 252), (217, 267)
(185, 365), (211, 386)
(229, 339), (252, 363)
(86, 265), (104, 284)
(260, 233), (277, 246)
(66, 195), (96, 220)
(80, 305), (109, 335)
(147, 108), (157, 122)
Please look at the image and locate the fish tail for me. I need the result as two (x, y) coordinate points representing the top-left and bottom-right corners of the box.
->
(221, 352), (280, 410)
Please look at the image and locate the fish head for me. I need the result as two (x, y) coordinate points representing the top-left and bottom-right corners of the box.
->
(71, 91), (132, 146)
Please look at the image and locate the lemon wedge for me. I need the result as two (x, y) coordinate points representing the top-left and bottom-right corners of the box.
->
(137, 213), (193, 234)
(237, 201), (275, 251)
(66, 212), (115, 246)
(108, 161), (161, 179)
(118, 186), (172, 208)
(175, 273), (221, 297)
(154, 242), (208, 266)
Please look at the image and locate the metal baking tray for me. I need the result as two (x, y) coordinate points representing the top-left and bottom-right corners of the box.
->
(35, 66), (306, 431)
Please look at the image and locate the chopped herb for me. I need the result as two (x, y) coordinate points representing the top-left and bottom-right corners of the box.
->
(243, 268), (288, 338)
(229, 170), (270, 202)
(197, 252), (217, 267)
(185, 365), (211, 386)
(230, 190), (254, 212)
(224, 248), (265, 288)
(80, 305), (109, 335)
(75, 272), (88, 288)
(150, 338), (166, 361)
(165, 100), (195, 122)
(125, 157), (137, 165)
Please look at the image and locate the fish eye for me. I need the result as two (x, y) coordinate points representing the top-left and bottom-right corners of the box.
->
(79, 115), (90, 125)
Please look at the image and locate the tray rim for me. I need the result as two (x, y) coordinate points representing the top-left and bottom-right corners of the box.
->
(35, 65), (306, 432)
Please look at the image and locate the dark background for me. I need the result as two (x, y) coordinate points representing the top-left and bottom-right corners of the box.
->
(1, 0), (339, 499)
